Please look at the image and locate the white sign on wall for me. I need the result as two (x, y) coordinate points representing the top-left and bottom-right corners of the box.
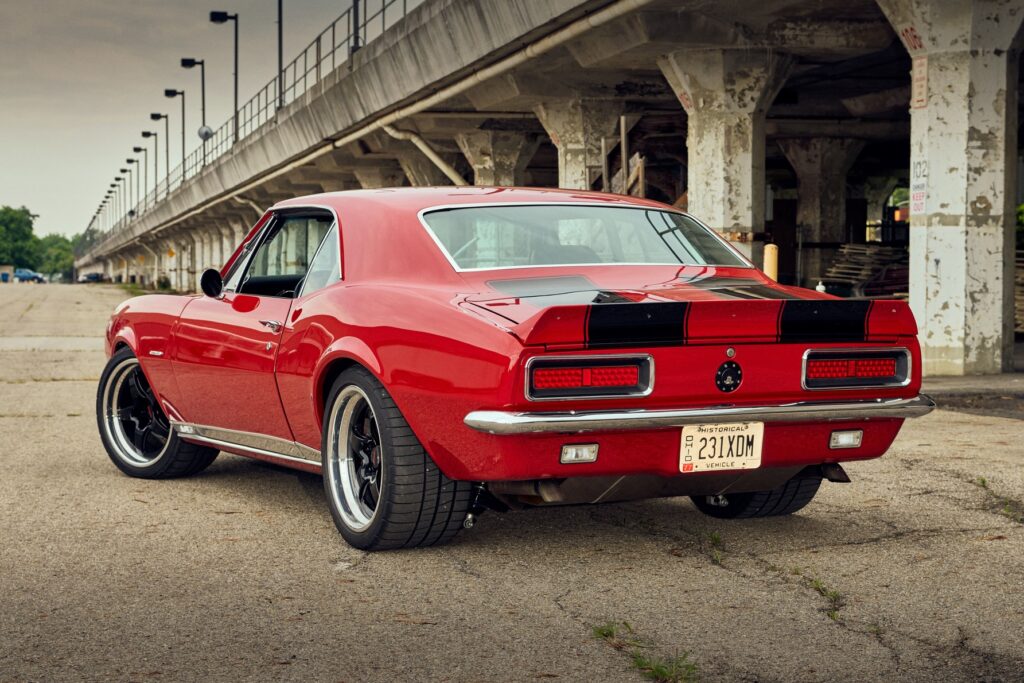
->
(910, 159), (928, 216)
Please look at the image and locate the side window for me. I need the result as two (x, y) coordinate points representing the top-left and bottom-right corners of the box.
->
(238, 213), (334, 297)
(298, 223), (341, 297)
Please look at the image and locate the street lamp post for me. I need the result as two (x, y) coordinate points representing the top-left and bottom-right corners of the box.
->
(114, 178), (125, 225)
(120, 167), (134, 218)
(149, 114), (170, 190)
(141, 132), (158, 199)
(210, 11), (240, 143)
(277, 0), (284, 108)
(163, 89), (186, 183)
(126, 159), (140, 212)
(132, 148), (148, 208)
(180, 59), (208, 166)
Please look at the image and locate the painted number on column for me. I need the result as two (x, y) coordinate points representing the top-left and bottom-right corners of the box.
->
(910, 160), (927, 217)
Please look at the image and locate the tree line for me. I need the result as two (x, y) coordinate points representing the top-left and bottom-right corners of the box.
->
(0, 206), (83, 280)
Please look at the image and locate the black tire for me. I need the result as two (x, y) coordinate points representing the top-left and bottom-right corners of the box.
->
(691, 475), (822, 519)
(321, 367), (474, 550)
(96, 347), (218, 479)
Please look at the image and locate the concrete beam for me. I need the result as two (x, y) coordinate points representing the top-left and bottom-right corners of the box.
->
(877, 0), (1023, 374)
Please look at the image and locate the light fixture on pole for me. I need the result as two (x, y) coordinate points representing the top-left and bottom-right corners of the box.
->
(163, 89), (186, 181)
(149, 114), (170, 186)
(132, 147), (148, 208)
(119, 167), (134, 218)
(181, 59), (212, 166)
(141, 132), (158, 200)
(126, 159), (140, 213)
(210, 11), (240, 143)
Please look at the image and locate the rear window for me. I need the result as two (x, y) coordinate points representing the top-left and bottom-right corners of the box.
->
(420, 204), (748, 271)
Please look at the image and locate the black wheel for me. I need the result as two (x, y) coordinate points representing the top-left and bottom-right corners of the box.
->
(96, 347), (218, 478)
(691, 475), (822, 519)
(322, 367), (474, 550)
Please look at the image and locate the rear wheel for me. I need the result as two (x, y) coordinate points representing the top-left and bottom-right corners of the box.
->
(691, 475), (822, 519)
(97, 347), (218, 478)
(322, 367), (474, 550)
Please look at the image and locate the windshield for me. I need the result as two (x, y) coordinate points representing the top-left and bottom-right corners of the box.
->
(420, 204), (749, 271)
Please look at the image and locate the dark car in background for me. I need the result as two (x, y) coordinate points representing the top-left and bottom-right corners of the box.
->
(14, 268), (45, 283)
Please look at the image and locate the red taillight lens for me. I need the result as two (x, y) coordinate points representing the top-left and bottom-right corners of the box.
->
(806, 358), (897, 380)
(533, 365), (640, 390)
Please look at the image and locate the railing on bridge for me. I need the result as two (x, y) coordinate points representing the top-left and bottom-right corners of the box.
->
(79, 0), (423, 259)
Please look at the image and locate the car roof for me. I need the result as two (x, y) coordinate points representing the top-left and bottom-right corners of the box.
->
(270, 186), (671, 215)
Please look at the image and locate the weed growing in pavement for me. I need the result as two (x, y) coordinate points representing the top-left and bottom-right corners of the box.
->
(969, 476), (1024, 524)
(593, 621), (698, 683)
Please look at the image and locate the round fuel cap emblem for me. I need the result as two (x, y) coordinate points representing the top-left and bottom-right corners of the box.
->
(715, 361), (742, 393)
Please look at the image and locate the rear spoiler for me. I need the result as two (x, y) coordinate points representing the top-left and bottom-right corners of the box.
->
(513, 299), (917, 349)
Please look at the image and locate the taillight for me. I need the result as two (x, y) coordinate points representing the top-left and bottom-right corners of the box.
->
(803, 349), (909, 389)
(527, 355), (652, 400)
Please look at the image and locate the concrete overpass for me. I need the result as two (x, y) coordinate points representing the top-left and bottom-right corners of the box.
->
(75, 0), (1024, 376)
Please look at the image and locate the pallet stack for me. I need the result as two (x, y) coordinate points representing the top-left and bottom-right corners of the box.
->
(1015, 249), (1024, 333)
(822, 244), (910, 298)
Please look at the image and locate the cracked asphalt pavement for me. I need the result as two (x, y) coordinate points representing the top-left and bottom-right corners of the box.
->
(2, 285), (1023, 682)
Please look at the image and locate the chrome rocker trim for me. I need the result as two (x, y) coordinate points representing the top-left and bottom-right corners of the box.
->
(464, 395), (936, 435)
(170, 421), (321, 464)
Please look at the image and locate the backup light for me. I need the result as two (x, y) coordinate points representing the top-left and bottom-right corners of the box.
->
(829, 430), (863, 449)
(561, 444), (598, 464)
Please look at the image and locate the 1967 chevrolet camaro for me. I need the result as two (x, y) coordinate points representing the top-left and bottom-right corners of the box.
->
(97, 187), (934, 550)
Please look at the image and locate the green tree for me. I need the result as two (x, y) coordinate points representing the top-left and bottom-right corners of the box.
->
(0, 206), (41, 268)
(38, 234), (75, 280)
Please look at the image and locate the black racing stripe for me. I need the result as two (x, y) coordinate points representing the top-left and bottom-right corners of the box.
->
(586, 302), (688, 348)
(778, 300), (872, 343)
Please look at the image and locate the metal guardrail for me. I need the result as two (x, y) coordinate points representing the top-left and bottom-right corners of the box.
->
(79, 0), (423, 259)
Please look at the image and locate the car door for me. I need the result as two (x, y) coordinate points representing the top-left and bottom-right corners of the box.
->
(171, 210), (336, 444)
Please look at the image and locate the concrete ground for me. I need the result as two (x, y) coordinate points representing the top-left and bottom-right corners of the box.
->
(1, 284), (1022, 683)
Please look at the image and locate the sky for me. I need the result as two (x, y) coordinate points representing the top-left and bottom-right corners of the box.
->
(0, 0), (351, 237)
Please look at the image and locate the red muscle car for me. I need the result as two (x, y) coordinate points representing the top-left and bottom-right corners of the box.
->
(96, 187), (934, 550)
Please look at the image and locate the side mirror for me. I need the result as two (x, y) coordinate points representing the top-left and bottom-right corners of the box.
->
(200, 268), (224, 298)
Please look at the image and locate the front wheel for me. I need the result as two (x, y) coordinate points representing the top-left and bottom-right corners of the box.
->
(322, 367), (474, 550)
(96, 347), (218, 478)
(691, 475), (822, 519)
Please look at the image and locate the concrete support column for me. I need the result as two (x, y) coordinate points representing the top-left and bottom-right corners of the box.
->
(877, 0), (1022, 374)
(863, 176), (900, 223)
(659, 49), (794, 265)
(778, 137), (866, 285)
(353, 166), (405, 189)
(190, 232), (204, 291)
(534, 99), (621, 190)
(455, 131), (539, 186)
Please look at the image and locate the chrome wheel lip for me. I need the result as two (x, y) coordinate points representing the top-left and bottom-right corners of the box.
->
(326, 385), (383, 533)
(101, 357), (171, 467)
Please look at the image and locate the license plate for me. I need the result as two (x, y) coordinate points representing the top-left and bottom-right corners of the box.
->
(679, 422), (764, 473)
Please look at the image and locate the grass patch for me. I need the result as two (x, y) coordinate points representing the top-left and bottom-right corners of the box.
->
(593, 622), (698, 682)
(970, 476), (1024, 524)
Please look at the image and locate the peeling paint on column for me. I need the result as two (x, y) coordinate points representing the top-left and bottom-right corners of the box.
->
(455, 131), (540, 187)
(877, 0), (1022, 375)
(534, 99), (621, 190)
(658, 49), (793, 265)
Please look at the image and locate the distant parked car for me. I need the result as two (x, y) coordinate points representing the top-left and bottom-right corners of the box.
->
(14, 268), (44, 283)
(78, 272), (104, 283)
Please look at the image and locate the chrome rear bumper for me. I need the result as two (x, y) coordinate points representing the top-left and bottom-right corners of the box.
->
(464, 395), (936, 435)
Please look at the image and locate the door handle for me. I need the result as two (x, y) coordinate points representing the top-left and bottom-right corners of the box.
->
(259, 319), (282, 332)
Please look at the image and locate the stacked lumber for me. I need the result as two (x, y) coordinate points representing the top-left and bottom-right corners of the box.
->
(1015, 249), (1024, 333)
(822, 244), (909, 299)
